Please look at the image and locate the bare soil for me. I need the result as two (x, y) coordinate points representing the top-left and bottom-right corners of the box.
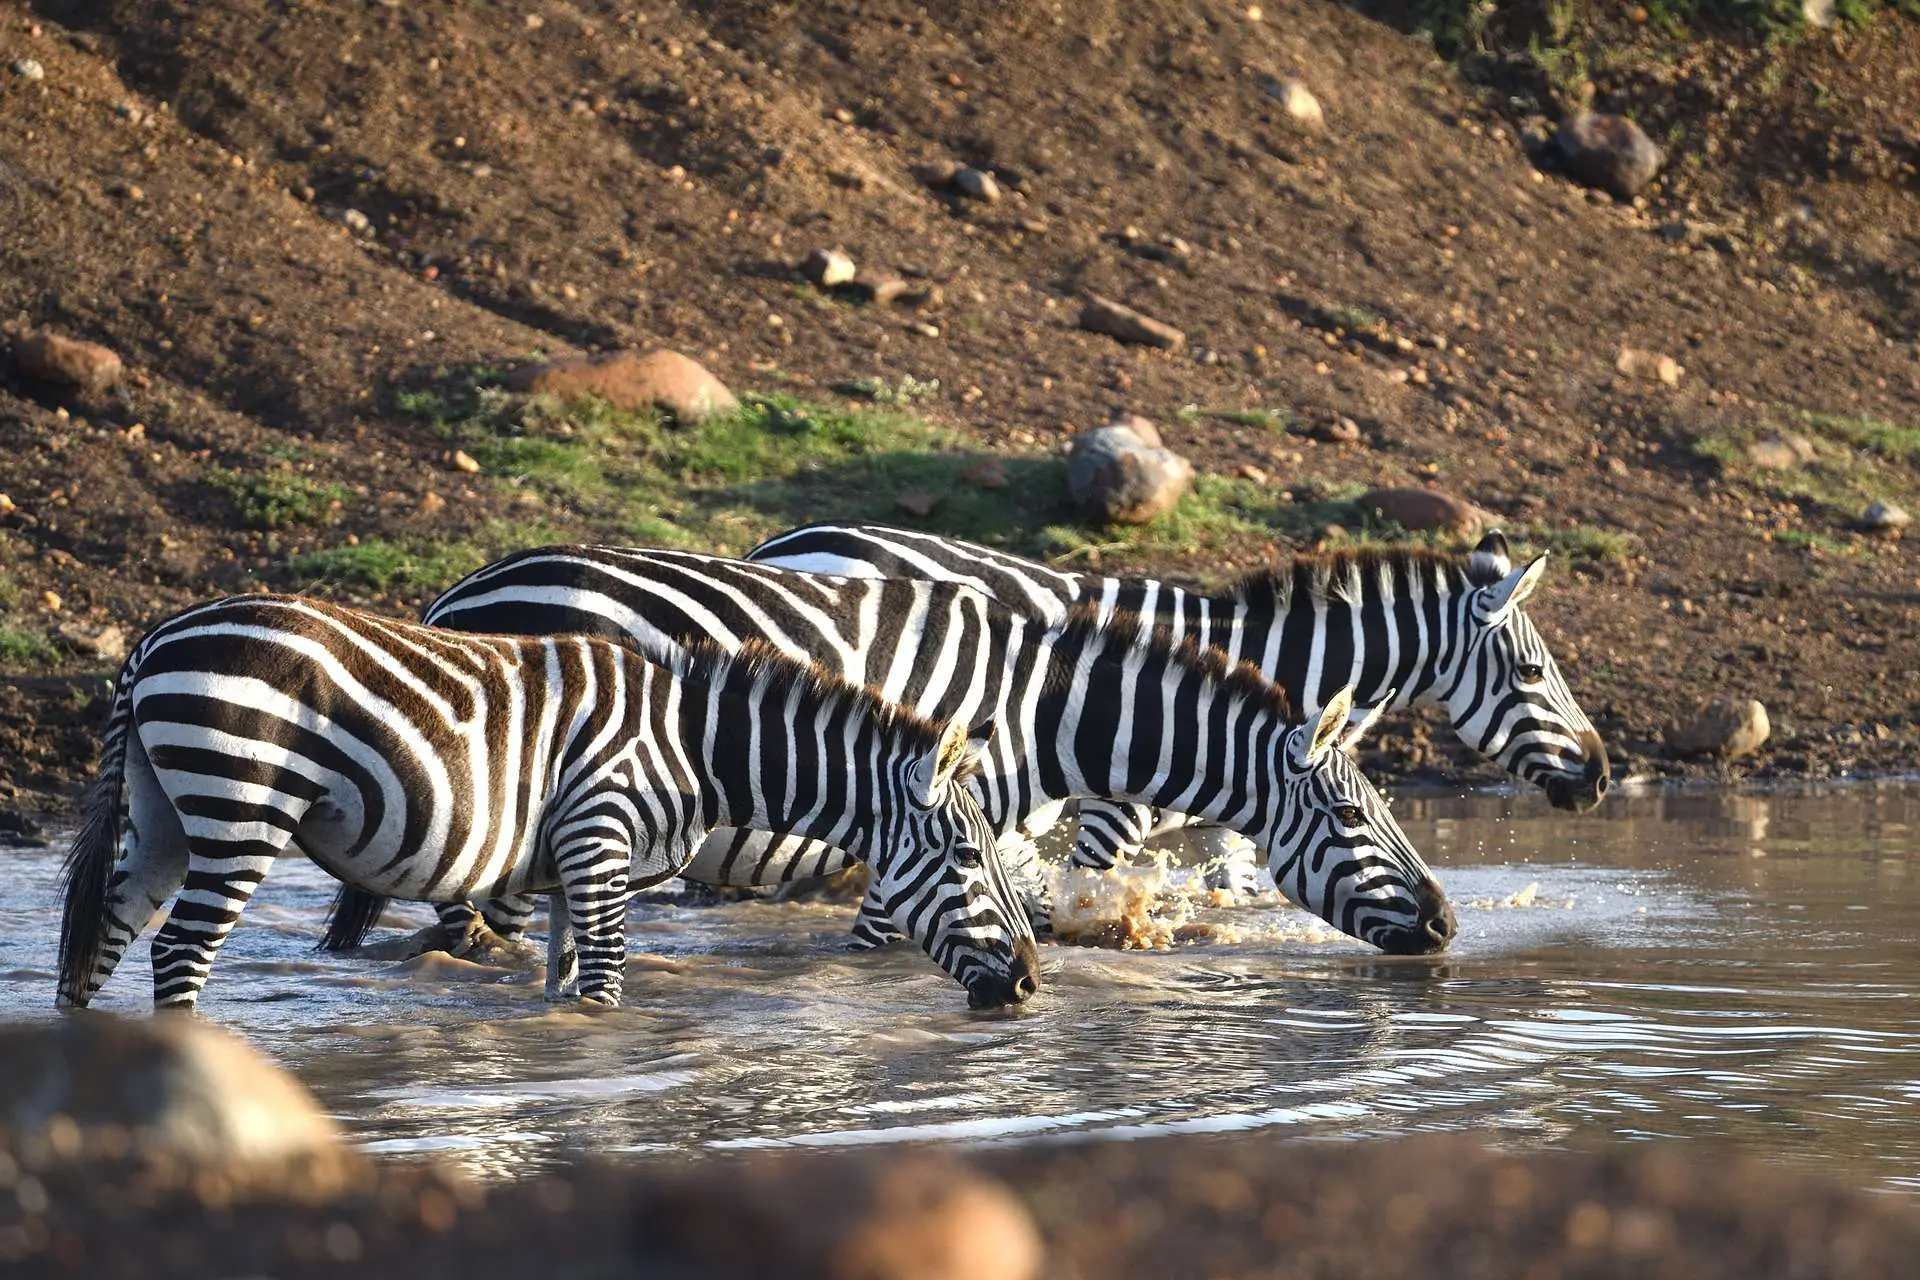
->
(3, 0), (1920, 825)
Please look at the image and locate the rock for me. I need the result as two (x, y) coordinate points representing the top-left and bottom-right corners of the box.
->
(1803, 0), (1836, 24)
(1668, 698), (1770, 759)
(1315, 416), (1362, 444)
(801, 248), (856, 287)
(1078, 294), (1186, 350)
(510, 349), (738, 424)
(632, 1152), (1043, 1280)
(0, 1015), (358, 1184)
(40, 590), (62, 613)
(1265, 78), (1324, 128)
(1355, 488), (1490, 537)
(951, 166), (1001, 202)
(0, 492), (15, 513)
(846, 271), (909, 305)
(1615, 348), (1683, 385)
(11, 58), (44, 81)
(13, 330), (125, 394)
(1068, 419), (1194, 525)
(1745, 437), (1807, 470)
(1555, 112), (1664, 199)
(960, 459), (1010, 490)
(907, 320), (941, 338)
(1861, 500), (1911, 536)
(57, 622), (128, 663)
(895, 491), (942, 517)
(340, 207), (372, 235)
(451, 449), (482, 474)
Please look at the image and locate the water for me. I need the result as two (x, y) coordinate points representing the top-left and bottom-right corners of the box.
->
(5, 781), (1920, 1192)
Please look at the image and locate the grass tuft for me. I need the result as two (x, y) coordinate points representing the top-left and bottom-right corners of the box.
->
(211, 468), (348, 531)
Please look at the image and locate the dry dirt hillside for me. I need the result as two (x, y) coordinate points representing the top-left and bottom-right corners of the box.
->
(2, 0), (1919, 821)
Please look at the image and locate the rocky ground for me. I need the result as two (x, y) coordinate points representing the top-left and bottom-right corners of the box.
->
(3, 0), (1920, 825)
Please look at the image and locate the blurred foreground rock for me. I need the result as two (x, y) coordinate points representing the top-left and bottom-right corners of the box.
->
(7, 1076), (1920, 1280)
(1068, 416), (1193, 524)
(0, 1016), (359, 1192)
(509, 349), (738, 423)
(1355, 487), (1491, 537)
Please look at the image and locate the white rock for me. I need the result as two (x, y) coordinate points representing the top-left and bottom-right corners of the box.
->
(1668, 698), (1770, 759)
(951, 167), (1002, 202)
(11, 59), (45, 81)
(1266, 78), (1323, 128)
(1862, 500), (1911, 535)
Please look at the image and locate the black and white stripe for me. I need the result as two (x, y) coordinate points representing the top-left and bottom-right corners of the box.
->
(56, 595), (1039, 1012)
(325, 546), (1455, 955)
(749, 523), (1610, 868)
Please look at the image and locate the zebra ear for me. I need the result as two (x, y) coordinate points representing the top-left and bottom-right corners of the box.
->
(1296, 685), (1356, 768)
(1468, 531), (1512, 586)
(1480, 554), (1549, 627)
(1338, 689), (1396, 753)
(910, 719), (974, 807)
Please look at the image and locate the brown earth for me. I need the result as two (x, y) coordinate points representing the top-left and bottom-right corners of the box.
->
(3, 0), (1920, 826)
(5, 1130), (1920, 1279)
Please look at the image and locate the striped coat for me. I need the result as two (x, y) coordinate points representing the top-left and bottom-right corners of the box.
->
(57, 596), (1038, 1012)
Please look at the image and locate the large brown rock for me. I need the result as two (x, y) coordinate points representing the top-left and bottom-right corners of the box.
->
(0, 1015), (356, 1185)
(631, 1151), (1044, 1280)
(510, 349), (738, 423)
(1668, 698), (1770, 759)
(1355, 487), (1490, 537)
(1555, 112), (1664, 200)
(1067, 418), (1193, 525)
(12, 330), (124, 394)
(1078, 295), (1186, 350)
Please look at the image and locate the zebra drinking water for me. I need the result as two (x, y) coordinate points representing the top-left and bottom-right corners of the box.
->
(324, 547), (1455, 956)
(747, 523), (1609, 871)
(56, 595), (1039, 1012)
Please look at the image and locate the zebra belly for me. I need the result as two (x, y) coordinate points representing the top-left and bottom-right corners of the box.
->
(293, 791), (558, 903)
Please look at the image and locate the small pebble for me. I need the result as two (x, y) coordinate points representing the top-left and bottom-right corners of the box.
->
(450, 450), (481, 474)
(11, 59), (45, 81)
(908, 321), (941, 338)
(41, 591), (62, 613)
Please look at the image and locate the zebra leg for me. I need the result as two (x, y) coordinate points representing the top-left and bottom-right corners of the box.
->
(149, 803), (303, 1010)
(543, 894), (581, 1002)
(480, 894), (539, 942)
(849, 879), (906, 951)
(1195, 828), (1264, 895)
(555, 840), (631, 1008)
(1069, 800), (1158, 870)
(73, 738), (191, 1006)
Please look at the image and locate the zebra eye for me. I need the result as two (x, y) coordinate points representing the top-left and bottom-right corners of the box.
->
(1516, 663), (1545, 683)
(954, 844), (984, 869)
(1334, 804), (1366, 826)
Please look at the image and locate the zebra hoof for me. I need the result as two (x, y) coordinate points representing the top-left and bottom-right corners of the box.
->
(578, 992), (620, 1009)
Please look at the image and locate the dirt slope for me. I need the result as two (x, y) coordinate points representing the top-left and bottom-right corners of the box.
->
(2, 0), (1919, 818)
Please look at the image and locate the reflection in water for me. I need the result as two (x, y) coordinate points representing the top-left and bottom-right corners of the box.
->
(5, 782), (1920, 1191)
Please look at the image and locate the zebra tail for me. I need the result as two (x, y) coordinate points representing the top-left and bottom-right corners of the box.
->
(56, 667), (135, 1007)
(320, 885), (390, 952)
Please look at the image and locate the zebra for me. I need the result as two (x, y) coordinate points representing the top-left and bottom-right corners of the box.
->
(55, 595), (1040, 1012)
(323, 547), (1456, 956)
(747, 523), (1609, 873)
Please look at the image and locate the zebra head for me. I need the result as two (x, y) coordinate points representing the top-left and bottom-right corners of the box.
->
(1442, 532), (1609, 813)
(870, 720), (1041, 1010)
(1271, 687), (1455, 955)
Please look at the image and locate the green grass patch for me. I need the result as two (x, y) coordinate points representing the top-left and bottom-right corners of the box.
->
(210, 468), (348, 531)
(1767, 527), (1860, 556)
(1178, 406), (1294, 432)
(283, 538), (494, 598)
(0, 625), (57, 670)
(1691, 409), (1917, 526)
(1803, 413), (1920, 464)
(1527, 524), (1641, 564)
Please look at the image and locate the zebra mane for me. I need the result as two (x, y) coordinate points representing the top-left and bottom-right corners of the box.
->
(672, 637), (977, 777)
(1231, 544), (1473, 611)
(1056, 603), (1298, 725)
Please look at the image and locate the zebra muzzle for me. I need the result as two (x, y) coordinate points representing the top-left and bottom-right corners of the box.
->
(1544, 730), (1611, 813)
(967, 939), (1041, 1009)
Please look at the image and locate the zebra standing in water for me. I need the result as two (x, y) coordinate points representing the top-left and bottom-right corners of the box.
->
(57, 595), (1039, 1012)
(324, 547), (1456, 957)
(748, 523), (1609, 872)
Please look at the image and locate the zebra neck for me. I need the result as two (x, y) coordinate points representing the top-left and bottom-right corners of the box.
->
(688, 683), (870, 856)
(1229, 555), (1475, 711)
(1032, 639), (1283, 831)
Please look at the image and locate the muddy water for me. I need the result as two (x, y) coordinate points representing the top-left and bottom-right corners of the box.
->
(5, 782), (1920, 1191)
